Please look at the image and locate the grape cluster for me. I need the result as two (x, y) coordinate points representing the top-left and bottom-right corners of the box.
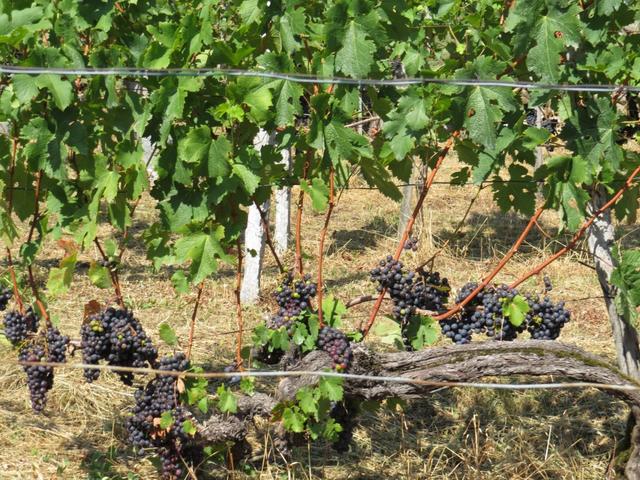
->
(80, 307), (158, 385)
(370, 256), (450, 348)
(3, 307), (39, 345)
(19, 327), (69, 412)
(525, 109), (559, 137)
(526, 295), (570, 340)
(330, 400), (357, 453)
(318, 326), (352, 370)
(403, 237), (418, 251)
(0, 286), (12, 311)
(543, 275), (553, 293)
(442, 282), (570, 344)
(98, 259), (118, 270)
(269, 272), (317, 329)
(126, 353), (202, 479)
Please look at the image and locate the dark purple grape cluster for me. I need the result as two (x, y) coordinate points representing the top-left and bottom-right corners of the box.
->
(318, 326), (352, 370)
(330, 400), (357, 453)
(526, 296), (570, 340)
(370, 256), (450, 348)
(525, 108), (537, 127)
(98, 259), (118, 271)
(80, 308), (158, 385)
(269, 271), (317, 329)
(0, 286), (12, 311)
(442, 282), (569, 344)
(3, 307), (39, 345)
(126, 353), (201, 479)
(403, 237), (418, 251)
(543, 275), (553, 293)
(19, 327), (69, 412)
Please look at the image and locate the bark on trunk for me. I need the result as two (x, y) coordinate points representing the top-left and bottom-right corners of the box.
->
(586, 187), (640, 379)
(199, 340), (640, 471)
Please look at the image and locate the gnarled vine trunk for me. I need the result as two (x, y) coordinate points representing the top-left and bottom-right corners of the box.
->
(203, 341), (640, 477)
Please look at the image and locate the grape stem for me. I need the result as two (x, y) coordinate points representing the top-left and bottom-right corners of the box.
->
(432, 206), (545, 322)
(294, 152), (311, 276)
(5, 133), (25, 314)
(360, 131), (459, 337)
(185, 281), (204, 360)
(25, 170), (50, 325)
(234, 237), (245, 370)
(116, 143), (158, 263)
(317, 167), (335, 327)
(94, 237), (125, 308)
(253, 200), (285, 273)
(509, 165), (640, 289)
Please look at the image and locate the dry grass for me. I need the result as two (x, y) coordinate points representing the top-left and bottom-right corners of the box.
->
(0, 154), (630, 479)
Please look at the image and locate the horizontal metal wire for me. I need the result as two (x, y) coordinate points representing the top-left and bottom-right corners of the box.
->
(1, 65), (639, 93)
(15, 359), (640, 393)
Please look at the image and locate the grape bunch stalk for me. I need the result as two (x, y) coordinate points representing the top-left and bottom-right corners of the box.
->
(80, 307), (158, 385)
(269, 271), (317, 329)
(126, 353), (202, 479)
(19, 327), (69, 412)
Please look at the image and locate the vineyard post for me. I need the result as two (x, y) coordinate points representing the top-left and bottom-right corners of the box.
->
(586, 187), (640, 379)
(240, 129), (272, 304)
(274, 147), (291, 255)
(397, 158), (419, 239)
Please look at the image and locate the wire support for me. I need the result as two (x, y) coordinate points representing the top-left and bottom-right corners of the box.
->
(1, 65), (640, 92)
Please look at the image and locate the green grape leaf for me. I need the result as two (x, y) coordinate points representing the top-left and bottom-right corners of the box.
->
(159, 323), (178, 346)
(372, 317), (403, 347)
(181, 419), (197, 436)
(296, 387), (319, 416)
(35, 75), (73, 110)
(88, 262), (112, 289)
(179, 126), (211, 164)
(216, 384), (238, 413)
(504, 294), (530, 327)
(321, 295), (347, 328)
(231, 164), (261, 195)
(159, 411), (174, 429)
(208, 136), (232, 177)
(46, 252), (77, 296)
(171, 270), (190, 294)
(299, 178), (329, 212)
(336, 21), (375, 77)
(282, 406), (306, 433)
(318, 377), (343, 402)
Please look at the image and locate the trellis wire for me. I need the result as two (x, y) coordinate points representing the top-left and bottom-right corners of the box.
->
(1, 65), (640, 93)
(14, 359), (640, 393)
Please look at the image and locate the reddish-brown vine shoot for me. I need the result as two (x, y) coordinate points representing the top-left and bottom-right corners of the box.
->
(509, 165), (640, 289)
(317, 167), (335, 327)
(294, 155), (311, 276)
(253, 200), (285, 274)
(186, 281), (205, 360)
(360, 132), (459, 337)
(432, 206), (545, 321)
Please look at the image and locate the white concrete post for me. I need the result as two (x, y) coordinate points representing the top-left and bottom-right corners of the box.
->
(240, 130), (271, 304)
(274, 147), (291, 254)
